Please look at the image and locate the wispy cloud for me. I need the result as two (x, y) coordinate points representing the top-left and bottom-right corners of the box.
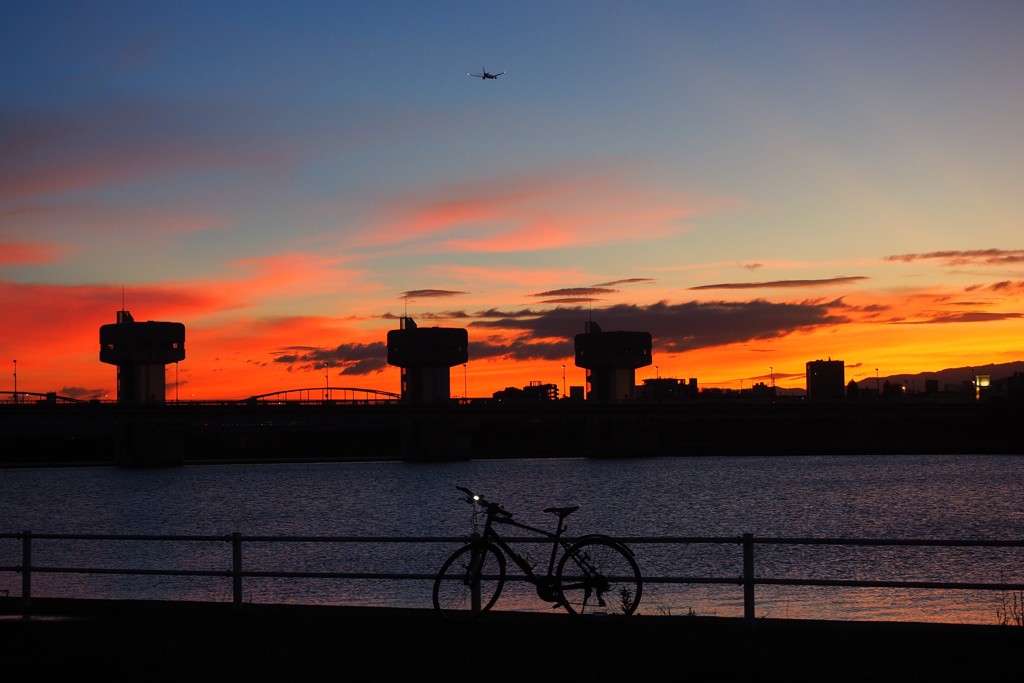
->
(214, 252), (363, 305)
(399, 289), (468, 299)
(974, 280), (1024, 293)
(592, 278), (656, 287)
(895, 311), (1023, 325)
(886, 249), (1024, 266)
(531, 297), (608, 305)
(525, 279), (654, 305)
(0, 241), (67, 265)
(529, 287), (617, 298)
(381, 310), (472, 321)
(352, 169), (698, 254)
(690, 276), (869, 290)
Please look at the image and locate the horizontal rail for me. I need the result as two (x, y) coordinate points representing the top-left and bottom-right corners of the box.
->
(0, 533), (462, 543)
(2, 531), (1023, 624)
(5, 532), (1023, 547)
(618, 536), (1024, 547)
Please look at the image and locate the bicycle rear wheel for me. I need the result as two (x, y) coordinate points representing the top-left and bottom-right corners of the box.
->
(556, 538), (642, 619)
(432, 542), (506, 621)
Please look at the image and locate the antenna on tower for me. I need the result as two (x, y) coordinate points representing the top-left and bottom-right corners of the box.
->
(116, 285), (133, 324)
(400, 292), (413, 330)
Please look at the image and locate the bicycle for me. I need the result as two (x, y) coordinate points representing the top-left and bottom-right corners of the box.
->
(432, 486), (642, 621)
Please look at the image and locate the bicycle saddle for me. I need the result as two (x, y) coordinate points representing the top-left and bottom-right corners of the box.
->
(544, 505), (579, 518)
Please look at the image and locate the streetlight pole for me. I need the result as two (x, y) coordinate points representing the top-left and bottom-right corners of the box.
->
(875, 368), (880, 396)
(770, 366), (774, 388)
(324, 362), (329, 400)
(463, 363), (467, 403)
(561, 364), (566, 399)
(12, 359), (16, 404)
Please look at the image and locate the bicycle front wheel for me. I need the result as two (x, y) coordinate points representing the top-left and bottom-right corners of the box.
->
(556, 538), (642, 619)
(432, 542), (506, 621)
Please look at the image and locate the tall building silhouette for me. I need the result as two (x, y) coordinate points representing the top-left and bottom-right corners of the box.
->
(574, 321), (652, 402)
(386, 317), (468, 403)
(806, 358), (845, 400)
(99, 310), (185, 404)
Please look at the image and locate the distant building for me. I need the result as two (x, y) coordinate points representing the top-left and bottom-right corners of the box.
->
(882, 380), (906, 398)
(1004, 372), (1024, 398)
(99, 309), (185, 405)
(749, 381), (776, 399)
(386, 317), (468, 404)
(806, 359), (845, 400)
(574, 321), (652, 402)
(493, 381), (559, 403)
(972, 374), (991, 401)
(847, 379), (861, 399)
(639, 377), (698, 401)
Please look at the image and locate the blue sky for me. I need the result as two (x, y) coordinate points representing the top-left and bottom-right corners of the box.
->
(2, 1), (1023, 399)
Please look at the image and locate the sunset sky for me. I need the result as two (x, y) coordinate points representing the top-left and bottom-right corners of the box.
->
(2, 1), (1023, 401)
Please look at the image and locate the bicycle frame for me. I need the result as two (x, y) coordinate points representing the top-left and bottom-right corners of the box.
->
(471, 504), (572, 593)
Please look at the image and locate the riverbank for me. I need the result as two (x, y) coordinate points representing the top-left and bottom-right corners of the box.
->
(3, 599), (1022, 681)
(2, 399), (1021, 466)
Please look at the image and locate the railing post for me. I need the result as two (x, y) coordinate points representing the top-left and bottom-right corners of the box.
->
(231, 532), (243, 608)
(469, 542), (481, 614)
(21, 530), (32, 615)
(742, 533), (755, 625)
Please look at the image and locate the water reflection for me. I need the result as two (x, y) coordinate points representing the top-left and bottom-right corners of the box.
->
(2, 454), (1023, 623)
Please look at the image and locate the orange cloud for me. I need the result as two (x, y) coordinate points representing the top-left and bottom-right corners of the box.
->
(350, 169), (699, 254)
(0, 241), (67, 265)
(0, 250), (377, 400)
(6, 244), (1023, 401)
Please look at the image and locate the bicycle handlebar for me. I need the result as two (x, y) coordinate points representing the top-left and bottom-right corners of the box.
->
(456, 485), (512, 518)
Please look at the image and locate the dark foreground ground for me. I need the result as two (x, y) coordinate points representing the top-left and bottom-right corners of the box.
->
(2, 599), (1022, 681)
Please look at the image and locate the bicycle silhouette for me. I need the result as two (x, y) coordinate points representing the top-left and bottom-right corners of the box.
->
(432, 486), (642, 621)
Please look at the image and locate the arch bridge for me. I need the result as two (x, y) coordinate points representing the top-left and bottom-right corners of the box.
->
(243, 387), (400, 405)
(0, 391), (89, 405)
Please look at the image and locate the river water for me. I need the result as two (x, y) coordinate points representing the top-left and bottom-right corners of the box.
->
(3, 454), (1023, 624)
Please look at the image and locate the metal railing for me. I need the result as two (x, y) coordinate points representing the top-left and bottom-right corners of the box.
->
(2, 531), (1023, 624)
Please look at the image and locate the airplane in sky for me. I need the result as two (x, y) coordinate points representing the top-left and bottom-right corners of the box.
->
(468, 68), (505, 80)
